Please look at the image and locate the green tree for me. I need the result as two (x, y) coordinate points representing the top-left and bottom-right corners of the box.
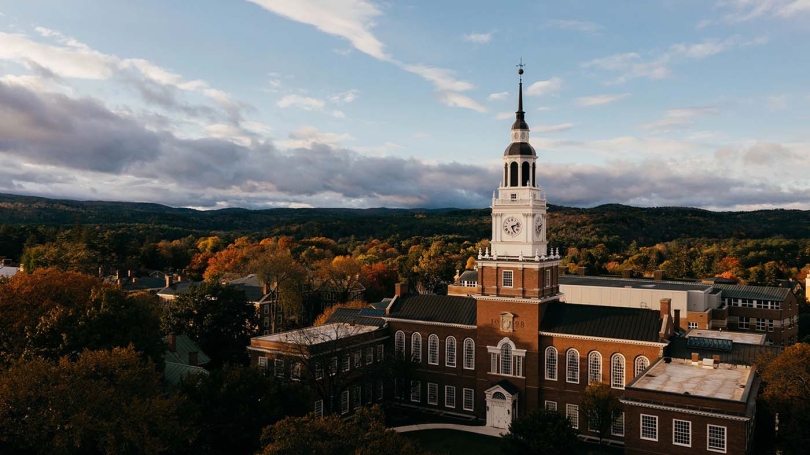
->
(162, 281), (258, 366)
(178, 364), (306, 455)
(258, 405), (430, 455)
(581, 383), (622, 451)
(501, 409), (578, 455)
(0, 346), (187, 455)
(760, 343), (810, 454)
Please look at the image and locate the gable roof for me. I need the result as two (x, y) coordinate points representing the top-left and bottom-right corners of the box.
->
(388, 294), (477, 326)
(540, 302), (662, 343)
(713, 284), (791, 301)
(163, 334), (211, 366)
(325, 308), (386, 328)
(163, 362), (208, 386)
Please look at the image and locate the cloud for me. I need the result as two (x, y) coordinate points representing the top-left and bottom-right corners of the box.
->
(329, 89), (359, 104)
(709, 0), (810, 23)
(534, 123), (574, 134)
(462, 32), (492, 44)
(545, 20), (603, 33)
(767, 95), (788, 111)
(640, 107), (721, 132)
(575, 93), (630, 107)
(488, 91), (509, 101)
(495, 112), (515, 120)
(279, 125), (355, 148)
(525, 77), (563, 96)
(436, 91), (487, 113)
(277, 94), (325, 110)
(247, 0), (387, 60)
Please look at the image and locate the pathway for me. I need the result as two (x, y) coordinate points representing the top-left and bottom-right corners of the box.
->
(392, 423), (505, 437)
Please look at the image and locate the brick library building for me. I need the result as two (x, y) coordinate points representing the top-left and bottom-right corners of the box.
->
(248, 71), (786, 455)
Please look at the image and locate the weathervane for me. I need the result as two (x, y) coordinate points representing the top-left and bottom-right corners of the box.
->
(516, 58), (525, 82)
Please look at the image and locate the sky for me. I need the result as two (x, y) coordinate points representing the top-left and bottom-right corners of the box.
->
(0, 0), (808, 211)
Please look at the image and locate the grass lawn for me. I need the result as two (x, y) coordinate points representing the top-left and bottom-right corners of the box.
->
(403, 429), (624, 455)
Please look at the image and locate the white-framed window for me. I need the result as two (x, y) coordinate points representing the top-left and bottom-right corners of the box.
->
(515, 355), (523, 377)
(376, 380), (384, 401)
(611, 354), (626, 389)
(768, 319), (774, 332)
(463, 338), (475, 369)
(545, 269), (551, 287)
(446, 336), (456, 367)
(673, 419), (691, 447)
(428, 383), (438, 405)
(395, 331), (405, 356)
(588, 351), (602, 384)
(756, 318), (767, 332)
(738, 318), (750, 330)
(364, 383), (372, 404)
(428, 334), (439, 365)
(545, 346), (558, 380)
(545, 400), (557, 411)
(315, 362), (324, 380)
(274, 359), (284, 378)
(365, 347), (373, 365)
(341, 355), (350, 372)
(463, 388), (474, 411)
(500, 343), (513, 375)
(257, 356), (268, 371)
(410, 380), (421, 402)
(566, 404), (579, 429)
(353, 386), (361, 409)
(502, 270), (513, 288)
(445, 386), (456, 408)
(635, 356), (650, 377)
(340, 390), (349, 414)
(411, 332), (422, 362)
(707, 425), (727, 453)
(314, 399), (323, 418)
(291, 362), (302, 381)
(376, 344), (384, 362)
(640, 414), (658, 441)
(611, 412), (624, 437)
(566, 349), (580, 383)
(353, 351), (362, 368)
(688, 322), (698, 330)
(264, 316), (270, 326)
(329, 357), (337, 376)
(264, 305), (270, 314)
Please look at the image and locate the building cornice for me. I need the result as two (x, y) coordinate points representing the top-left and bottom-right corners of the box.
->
(620, 399), (750, 422)
(382, 317), (476, 330)
(474, 293), (562, 305)
(539, 331), (668, 348)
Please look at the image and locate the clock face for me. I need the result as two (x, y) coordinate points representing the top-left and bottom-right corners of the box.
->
(535, 215), (543, 237)
(503, 216), (522, 236)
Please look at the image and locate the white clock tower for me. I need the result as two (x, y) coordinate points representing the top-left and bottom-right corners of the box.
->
(488, 65), (550, 260)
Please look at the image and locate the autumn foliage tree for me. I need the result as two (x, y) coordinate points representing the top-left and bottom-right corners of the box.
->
(581, 383), (622, 451)
(0, 346), (188, 455)
(760, 343), (810, 453)
(501, 409), (578, 455)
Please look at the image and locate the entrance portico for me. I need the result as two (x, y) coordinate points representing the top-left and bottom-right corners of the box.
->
(485, 381), (519, 429)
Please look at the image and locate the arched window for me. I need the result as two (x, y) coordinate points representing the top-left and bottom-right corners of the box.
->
(500, 343), (512, 376)
(566, 349), (580, 383)
(503, 164), (508, 187)
(521, 161), (530, 186)
(395, 331), (405, 357)
(635, 356), (650, 377)
(545, 347), (558, 380)
(611, 354), (626, 389)
(428, 334), (439, 365)
(411, 332), (422, 363)
(509, 162), (518, 187)
(492, 391), (506, 400)
(463, 338), (475, 369)
(446, 336), (457, 367)
(532, 162), (536, 187)
(588, 351), (602, 384)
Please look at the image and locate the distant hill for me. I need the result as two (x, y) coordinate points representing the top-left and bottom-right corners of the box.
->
(1, 193), (809, 245)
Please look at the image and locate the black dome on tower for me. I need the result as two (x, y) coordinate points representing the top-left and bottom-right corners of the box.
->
(504, 142), (536, 157)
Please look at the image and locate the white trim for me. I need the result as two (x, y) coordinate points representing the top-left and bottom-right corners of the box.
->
(473, 293), (562, 305)
(539, 331), (668, 347)
(382, 317), (476, 330)
(673, 419), (692, 448)
(620, 400), (751, 422)
(707, 424), (727, 453)
(640, 414), (658, 441)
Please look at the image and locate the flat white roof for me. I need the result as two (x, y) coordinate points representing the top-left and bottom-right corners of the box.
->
(631, 358), (752, 401)
(687, 329), (765, 345)
(0, 266), (19, 278)
(253, 323), (378, 345)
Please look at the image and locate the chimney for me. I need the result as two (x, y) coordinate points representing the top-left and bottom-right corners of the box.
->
(168, 333), (176, 353)
(691, 352), (699, 364)
(188, 351), (198, 367)
(654, 270), (664, 281)
(659, 298), (672, 319)
(127, 269), (133, 278)
(262, 283), (269, 295)
(712, 354), (720, 365)
(165, 274), (173, 288)
(395, 282), (408, 297)
(577, 266), (587, 276)
(622, 269), (633, 279)
(674, 309), (681, 331)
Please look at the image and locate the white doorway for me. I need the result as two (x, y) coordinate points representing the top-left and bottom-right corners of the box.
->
(485, 383), (518, 429)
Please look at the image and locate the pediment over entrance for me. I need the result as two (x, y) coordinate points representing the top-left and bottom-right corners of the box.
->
(485, 380), (519, 429)
(485, 380), (519, 401)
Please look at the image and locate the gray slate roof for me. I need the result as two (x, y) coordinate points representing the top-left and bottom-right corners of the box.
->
(458, 270), (479, 282)
(325, 308), (386, 328)
(163, 362), (208, 386)
(713, 284), (791, 301)
(163, 334), (211, 366)
(559, 275), (712, 292)
(540, 302), (663, 343)
(226, 274), (269, 302)
(388, 294), (477, 326)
